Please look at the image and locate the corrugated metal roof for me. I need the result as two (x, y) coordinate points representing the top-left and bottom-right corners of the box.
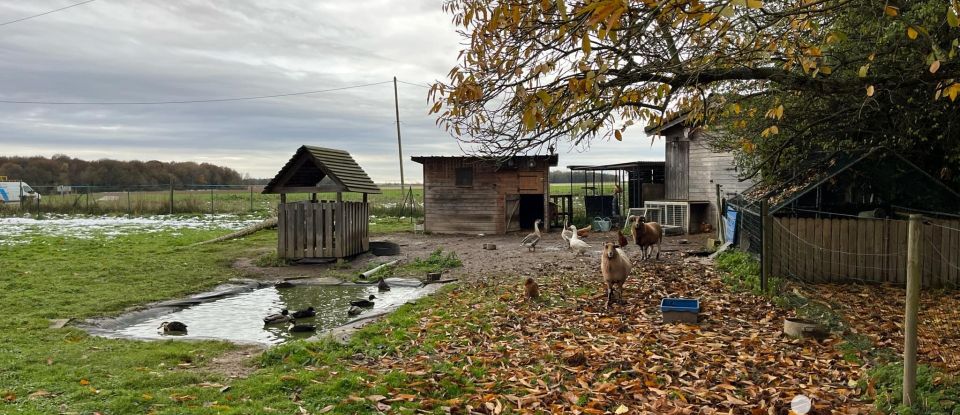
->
(262, 145), (381, 194)
(411, 154), (559, 166)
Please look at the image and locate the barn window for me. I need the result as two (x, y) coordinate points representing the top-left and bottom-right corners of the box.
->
(455, 167), (473, 187)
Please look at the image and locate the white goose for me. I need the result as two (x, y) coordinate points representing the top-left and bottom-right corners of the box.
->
(520, 219), (542, 252)
(568, 225), (591, 256)
(560, 218), (573, 248)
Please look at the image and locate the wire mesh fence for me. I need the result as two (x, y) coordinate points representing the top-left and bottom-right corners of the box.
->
(0, 184), (424, 218)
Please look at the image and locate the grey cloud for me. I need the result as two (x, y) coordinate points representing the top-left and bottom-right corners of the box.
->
(0, 0), (663, 183)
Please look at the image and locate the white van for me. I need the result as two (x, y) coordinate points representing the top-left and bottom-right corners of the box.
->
(0, 180), (40, 204)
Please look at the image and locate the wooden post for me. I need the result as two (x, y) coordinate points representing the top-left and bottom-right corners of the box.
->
(715, 183), (724, 241)
(903, 214), (922, 407)
(249, 185), (254, 211)
(169, 182), (174, 214)
(127, 190), (131, 214)
(210, 187), (214, 215)
(760, 199), (771, 292)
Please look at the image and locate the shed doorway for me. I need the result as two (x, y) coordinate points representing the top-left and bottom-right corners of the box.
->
(518, 194), (544, 229)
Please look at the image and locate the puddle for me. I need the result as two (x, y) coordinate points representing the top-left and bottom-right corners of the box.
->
(85, 278), (433, 345)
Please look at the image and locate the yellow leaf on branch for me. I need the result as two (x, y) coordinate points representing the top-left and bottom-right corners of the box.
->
(866, 85), (875, 97)
(884, 5), (898, 16)
(930, 60), (941, 74)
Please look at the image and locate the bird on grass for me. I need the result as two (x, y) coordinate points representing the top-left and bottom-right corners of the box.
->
(263, 309), (292, 325)
(158, 321), (188, 334)
(291, 307), (316, 319)
(520, 219), (542, 252)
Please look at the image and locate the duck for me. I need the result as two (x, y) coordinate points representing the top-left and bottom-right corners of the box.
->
(263, 309), (292, 325)
(350, 298), (375, 308)
(377, 277), (391, 292)
(347, 306), (364, 316)
(158, 321), (188, 334)
(291, 307), (316, 319)
(568, 225), (591, 256)
(288, 321), (316, 333)
(520, 219), (542, 252)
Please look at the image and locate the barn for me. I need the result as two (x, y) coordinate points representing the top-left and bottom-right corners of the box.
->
(411, 155), (558, 234)
(645, 114), (753, 234)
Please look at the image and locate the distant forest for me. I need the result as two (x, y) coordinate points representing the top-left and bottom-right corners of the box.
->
(0, 155), (243, 187)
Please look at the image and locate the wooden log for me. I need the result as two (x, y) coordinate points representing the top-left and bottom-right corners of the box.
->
(359, 259), (401, 279)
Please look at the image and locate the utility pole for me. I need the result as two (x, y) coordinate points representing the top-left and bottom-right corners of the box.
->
(903, 214), (922, 406)
(394, 76), (412, 218)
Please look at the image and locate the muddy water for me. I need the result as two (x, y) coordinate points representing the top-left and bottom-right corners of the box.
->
(105, 279), (426, 345)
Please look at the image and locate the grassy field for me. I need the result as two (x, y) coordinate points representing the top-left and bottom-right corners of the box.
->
(0, 227), (450, 414)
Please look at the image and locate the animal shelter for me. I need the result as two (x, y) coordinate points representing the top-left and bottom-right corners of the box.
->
(728, 147), (960, 286)
(411, 155), (558, 234)
(565, 161), (666, 229)
(263, 145), (381, 259)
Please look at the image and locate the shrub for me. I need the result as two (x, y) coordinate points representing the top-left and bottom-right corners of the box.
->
(714, 250), (780, 296)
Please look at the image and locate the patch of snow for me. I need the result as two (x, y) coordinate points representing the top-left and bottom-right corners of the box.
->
(0, 214), (264, 245)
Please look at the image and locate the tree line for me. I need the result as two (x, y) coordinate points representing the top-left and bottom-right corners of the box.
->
(0, 155), (243, 188)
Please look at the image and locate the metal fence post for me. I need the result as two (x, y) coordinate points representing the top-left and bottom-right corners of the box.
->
(127, 190), (131, 214)
(249, 185), (254, 212)
(210, 187), (214, 215)
(760, 199), (771, 292)
(169, 183), (174, 214)
(903, 214), (922, 406)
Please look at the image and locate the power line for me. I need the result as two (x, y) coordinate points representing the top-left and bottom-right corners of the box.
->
(0, 0), (98, 27)
(396, 80), (433, 89)
(0, 80), (394, 105)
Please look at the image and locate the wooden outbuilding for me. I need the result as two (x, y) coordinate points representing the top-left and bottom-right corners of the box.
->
(645, 114), (754, 234)
(263, 145), (380, 259)
(411, 155), (558, 234)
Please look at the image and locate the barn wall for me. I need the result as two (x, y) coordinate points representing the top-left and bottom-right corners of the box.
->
(420, 158), (551, 234)
(661, 127), (753, 229)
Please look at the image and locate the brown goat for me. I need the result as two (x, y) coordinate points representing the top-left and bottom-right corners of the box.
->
(630, 215), (663, 260)
(524, 277), (540, 300)
(600, 242), (632, 307)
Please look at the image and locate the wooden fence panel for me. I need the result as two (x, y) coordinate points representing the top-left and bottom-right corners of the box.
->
(276, 201), (371, 259)
(769, 217), (959, 287)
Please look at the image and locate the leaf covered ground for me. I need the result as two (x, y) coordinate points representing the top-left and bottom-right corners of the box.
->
(341, 256), (871, 414)
(809, 283), (960, 373)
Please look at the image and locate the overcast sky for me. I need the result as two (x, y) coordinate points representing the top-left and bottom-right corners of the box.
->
(0, 0), (664, 182)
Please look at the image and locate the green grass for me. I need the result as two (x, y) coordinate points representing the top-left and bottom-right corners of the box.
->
(867, 362), (960, 414)
(714, 250), (781, 297)
(364, 249), (463, 281)
(0, 221), (458, 414)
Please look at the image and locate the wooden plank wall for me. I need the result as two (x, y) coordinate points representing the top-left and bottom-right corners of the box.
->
(421, 158), (550, 234)
(770, 217), (960, 286)
(277, 201), (369, 259)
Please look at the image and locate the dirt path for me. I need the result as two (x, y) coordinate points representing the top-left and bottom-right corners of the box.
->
(234, 230), (713, 283)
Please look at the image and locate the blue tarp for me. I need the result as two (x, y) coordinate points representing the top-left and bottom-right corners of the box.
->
(725, 207), (738, 243)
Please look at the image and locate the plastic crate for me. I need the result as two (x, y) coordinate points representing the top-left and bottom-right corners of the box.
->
(660, 298), (700, 323)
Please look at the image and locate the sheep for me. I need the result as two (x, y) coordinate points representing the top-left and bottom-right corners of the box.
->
(630, 215), (663, 260)
(524, 277), (539, 300)
(600, 242), (632, 307)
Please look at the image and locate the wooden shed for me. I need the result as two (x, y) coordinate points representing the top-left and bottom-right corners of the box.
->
(645, 114), (753, 234)
(263, 145), (381, 259)
(411, 155), (558, 234)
